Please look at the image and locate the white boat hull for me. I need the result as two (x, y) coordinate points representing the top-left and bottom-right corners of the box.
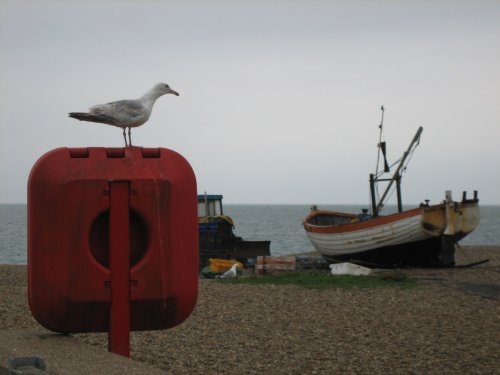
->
(303, 196), (480, 267)
(305, 212), (430, 256)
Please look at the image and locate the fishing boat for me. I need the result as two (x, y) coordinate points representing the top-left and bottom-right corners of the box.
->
(303, 107), (480, 267)
(198, 193), (270, 269)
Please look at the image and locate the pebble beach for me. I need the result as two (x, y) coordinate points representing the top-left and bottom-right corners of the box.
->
(1, 246), (499, 374)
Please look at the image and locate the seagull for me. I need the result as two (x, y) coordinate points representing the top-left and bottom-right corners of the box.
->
(219, 264), (241, 279)
(68, 83), (179, 146)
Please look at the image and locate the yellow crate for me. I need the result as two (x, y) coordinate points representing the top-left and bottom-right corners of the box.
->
(209, 258), (243, 273)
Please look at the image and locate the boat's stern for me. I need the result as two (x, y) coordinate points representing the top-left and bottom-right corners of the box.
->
(421, 190), (480, 239)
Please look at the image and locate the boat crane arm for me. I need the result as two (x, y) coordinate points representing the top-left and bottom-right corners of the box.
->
(374, 126), (423, 214)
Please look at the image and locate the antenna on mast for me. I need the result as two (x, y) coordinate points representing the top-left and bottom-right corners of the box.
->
(379, 105), (385, 129)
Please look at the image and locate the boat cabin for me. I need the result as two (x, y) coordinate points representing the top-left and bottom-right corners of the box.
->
(198, 194), (224, 217)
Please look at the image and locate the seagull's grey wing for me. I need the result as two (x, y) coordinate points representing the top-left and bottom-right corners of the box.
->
(91, 100), (144, 116)
(90, 100), (148, 126)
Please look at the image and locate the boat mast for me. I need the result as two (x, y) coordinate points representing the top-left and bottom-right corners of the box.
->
(375, 106), (390, 176)
(370, 106), (389, 216)
(370, 117), (423, 216)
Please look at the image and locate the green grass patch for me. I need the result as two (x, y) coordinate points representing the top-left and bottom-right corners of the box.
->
(222, 270), (416, 290)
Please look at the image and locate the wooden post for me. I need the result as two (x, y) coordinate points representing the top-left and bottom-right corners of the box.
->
(396, 173), (403, 213)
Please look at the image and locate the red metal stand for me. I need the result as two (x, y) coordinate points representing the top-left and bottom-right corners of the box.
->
(108, 181), (131, 357)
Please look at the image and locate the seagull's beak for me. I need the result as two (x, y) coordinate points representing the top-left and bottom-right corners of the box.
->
(169, 89), (180, 96)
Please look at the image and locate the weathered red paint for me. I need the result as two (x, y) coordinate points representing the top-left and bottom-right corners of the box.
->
(28, 147), (198, 334)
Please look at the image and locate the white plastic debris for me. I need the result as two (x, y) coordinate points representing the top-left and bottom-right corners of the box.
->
(329, 262), (372, 276)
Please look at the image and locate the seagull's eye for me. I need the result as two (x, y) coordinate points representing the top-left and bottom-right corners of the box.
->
(164, 84), (170, 89)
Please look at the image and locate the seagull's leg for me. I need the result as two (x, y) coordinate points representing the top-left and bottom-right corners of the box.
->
(122, 128), (128, 147)
(128, 127), (132, 147)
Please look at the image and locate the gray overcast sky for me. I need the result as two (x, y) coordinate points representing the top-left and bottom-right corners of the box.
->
(1, 0), (499, 205)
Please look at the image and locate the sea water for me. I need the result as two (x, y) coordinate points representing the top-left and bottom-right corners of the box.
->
(0, 204), (26, 265)
(1, 203), (498, 264)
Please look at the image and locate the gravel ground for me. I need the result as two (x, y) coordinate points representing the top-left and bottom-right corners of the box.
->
(1, 246), (499, 374)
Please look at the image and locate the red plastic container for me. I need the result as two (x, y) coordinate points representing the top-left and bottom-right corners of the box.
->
(28, 147), (198, 333)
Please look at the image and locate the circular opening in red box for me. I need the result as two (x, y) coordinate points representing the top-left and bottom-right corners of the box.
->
(88, 210), (149, 268)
